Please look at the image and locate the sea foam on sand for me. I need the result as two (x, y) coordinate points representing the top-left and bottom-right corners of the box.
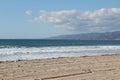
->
(0, 46), (120, 61)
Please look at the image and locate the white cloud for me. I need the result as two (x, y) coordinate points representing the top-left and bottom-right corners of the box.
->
(25, 10), (33, 15)
(31, 8), (120, 32)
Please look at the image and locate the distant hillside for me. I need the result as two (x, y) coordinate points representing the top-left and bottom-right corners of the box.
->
(49, 31), (120, 40)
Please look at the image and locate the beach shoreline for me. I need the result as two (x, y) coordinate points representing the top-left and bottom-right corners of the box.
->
(0, 54), (120, 80)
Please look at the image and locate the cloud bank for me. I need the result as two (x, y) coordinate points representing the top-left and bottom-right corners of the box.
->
(31, 8), (120, 32)
(25, 10), (33, 15)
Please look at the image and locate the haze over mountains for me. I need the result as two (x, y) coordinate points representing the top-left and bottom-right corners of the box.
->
(49, 31), (120, 40)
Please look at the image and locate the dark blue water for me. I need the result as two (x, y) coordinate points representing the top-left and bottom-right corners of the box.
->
(0, 39), (120, 48)
(1, 39), (120, 61)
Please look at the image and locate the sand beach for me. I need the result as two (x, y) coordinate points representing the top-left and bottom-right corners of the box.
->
(0, 54), (120, 80)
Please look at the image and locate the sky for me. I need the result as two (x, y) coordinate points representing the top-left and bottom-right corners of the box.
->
(0, 0), (120, 39)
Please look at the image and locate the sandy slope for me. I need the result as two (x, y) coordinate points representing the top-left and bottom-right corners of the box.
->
(0, 54), (120, 80)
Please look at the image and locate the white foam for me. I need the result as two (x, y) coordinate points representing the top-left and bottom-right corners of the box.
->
(0, 46), (120, 61)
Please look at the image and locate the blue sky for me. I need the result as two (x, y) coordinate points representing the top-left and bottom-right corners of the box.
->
(0, 0), (120, 39)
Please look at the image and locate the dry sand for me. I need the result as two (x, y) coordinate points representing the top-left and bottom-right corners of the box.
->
(0, 54), (120, 80)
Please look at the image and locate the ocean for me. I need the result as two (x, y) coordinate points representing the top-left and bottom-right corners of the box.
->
(0, 39), (120, 61)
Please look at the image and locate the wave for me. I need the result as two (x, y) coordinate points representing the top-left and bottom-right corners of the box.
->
(0, 46), (120, 61)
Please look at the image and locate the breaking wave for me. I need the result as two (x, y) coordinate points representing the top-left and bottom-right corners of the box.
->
(0, 46), (120, 61)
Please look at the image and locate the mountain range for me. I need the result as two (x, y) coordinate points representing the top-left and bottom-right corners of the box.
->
(49, 31), (120, 40)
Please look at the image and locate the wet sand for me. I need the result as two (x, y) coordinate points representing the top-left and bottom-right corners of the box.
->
(0, 54), (120, 80)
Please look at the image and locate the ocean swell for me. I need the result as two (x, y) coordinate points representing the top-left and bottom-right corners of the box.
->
(0, 46), (120, 61)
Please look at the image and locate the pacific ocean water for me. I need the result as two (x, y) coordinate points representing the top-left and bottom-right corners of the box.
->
(0, 39), (120, 61)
